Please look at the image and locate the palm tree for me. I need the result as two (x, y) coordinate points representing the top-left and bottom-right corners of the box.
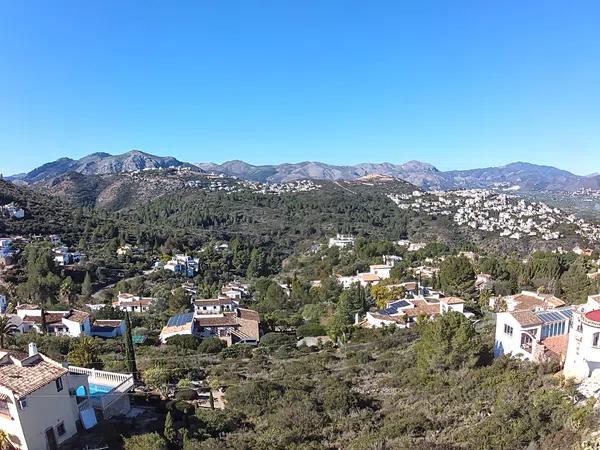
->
(68, 336), (103, 369)
(0, 429), (14, 450)
(0, 316), (18, 348)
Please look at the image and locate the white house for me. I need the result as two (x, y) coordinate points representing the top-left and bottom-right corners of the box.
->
(494, 307), (573, 362)
(369, 264), (392, 280)
(364, 296), (466, 329)
(160, 299), (261, 346)
(328, 234), (355, 249)
(563, 294), (600, 381)
(16, 307), (92, 338)
(0, 343), (92, 450)
(113, 292), (155, 313)
(159, 313), (195, 343)
(164, 254), (199, 277)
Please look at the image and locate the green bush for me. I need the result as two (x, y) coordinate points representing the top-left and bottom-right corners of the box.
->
(198, 337), (226, 354)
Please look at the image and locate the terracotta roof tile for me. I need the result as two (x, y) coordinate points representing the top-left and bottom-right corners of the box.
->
(0, 352), (67, 398)
(511, 310), (542, 327)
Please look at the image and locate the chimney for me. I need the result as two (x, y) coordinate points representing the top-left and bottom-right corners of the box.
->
(28, 342), (38, 357)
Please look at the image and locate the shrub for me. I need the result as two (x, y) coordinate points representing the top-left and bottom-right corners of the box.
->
(198, 338), (226, 354)
(166, 334), (201, 350)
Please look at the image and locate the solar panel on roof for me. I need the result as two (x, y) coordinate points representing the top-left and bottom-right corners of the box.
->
(167, 312), (193, 327)
(390, 300), (410, 309)
(537, 310), (571, 324)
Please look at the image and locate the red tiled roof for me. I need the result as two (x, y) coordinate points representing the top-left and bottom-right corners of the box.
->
(22, 313), (65, 325)
(196, 314), (238, 327)
(511, 311), (542, 327)
(403, 299), (440, 318)
(194, 298), (235, 306)
(65, 310), (90, 324)
(585, 310), (600, 324)
(238, 308), (260, 322)
(0, 352), (67, 398)
(543, 335), (569, 358)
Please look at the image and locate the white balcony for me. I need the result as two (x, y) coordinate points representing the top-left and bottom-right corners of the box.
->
(69, 366), (134, 413)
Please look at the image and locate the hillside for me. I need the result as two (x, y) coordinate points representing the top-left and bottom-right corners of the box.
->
(0, 179), (87, 238)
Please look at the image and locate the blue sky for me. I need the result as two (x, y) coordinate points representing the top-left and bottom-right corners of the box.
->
(0, 1), (599, 175)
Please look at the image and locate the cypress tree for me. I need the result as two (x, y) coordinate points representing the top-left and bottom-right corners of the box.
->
(124, 311), (138, 381)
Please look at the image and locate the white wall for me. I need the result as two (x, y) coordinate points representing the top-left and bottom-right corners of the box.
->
(7, 375), (81, 450)
(494, 313), (536, 360)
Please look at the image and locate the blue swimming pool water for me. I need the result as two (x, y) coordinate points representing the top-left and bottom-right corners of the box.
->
(76, 383), (113, 397)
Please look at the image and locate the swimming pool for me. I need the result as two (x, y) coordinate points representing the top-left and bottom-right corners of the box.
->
(76, 383), (113, 397)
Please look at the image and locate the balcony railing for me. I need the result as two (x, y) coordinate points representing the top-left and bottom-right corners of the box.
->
(69, 366), (134, 412)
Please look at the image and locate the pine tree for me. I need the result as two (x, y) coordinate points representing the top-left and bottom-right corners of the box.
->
(81, 272), (93, 299)
(124, 311), (139, 380)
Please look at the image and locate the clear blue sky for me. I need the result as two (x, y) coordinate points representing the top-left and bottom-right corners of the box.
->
(1, 1), (599, 175)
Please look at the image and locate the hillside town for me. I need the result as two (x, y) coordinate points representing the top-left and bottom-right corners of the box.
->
(388, 189), (600, 244)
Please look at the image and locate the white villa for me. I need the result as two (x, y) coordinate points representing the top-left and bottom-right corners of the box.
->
(489, 290), (566, 312)
(494, 307), (573, 363)
(113, 292), (155, 313)
(160, 298), (260, 346)
(15, 306), (92, 337)
(337, 263), (394, 289)
(13, 305), (125, 339)
(328, 234), (355, 249)
(0, 343), (133, 450)
(363, 295), (466, 329)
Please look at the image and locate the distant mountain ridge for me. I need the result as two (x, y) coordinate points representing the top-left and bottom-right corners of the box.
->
(9, 150), (600, 192)
(9, 150), (196, 183)
(197, 159), (600, 192)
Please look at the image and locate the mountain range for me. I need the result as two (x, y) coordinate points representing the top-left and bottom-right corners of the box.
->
(7, 150), (600, 192)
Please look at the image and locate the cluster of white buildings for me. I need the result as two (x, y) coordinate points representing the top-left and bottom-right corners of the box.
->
(0, 342), (134, 449)
(388, 189), (600, 243)
(185, 178), (320, 195)
(0, 203), (24, 220)
(7, 305), (125, 339)
(395, 240), (427, 252)
(163, 254), (199, 277)
(52, 246), (85, 266)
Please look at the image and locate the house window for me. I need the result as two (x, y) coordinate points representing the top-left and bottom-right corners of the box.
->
(0, 399), (10, 418)
(56, 422), (66, 437)
(55, 377), (63, 392)
(593, 333), (600, 348)
(504, 324), (513, 336)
